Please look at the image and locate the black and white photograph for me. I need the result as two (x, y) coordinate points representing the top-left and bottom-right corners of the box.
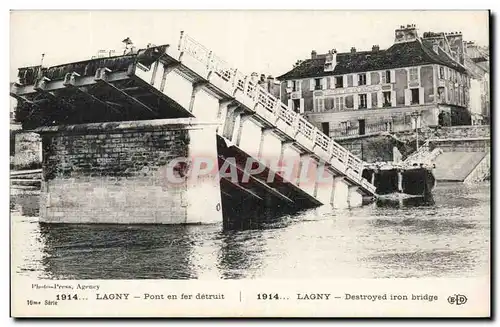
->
(9, 10), (491, 317)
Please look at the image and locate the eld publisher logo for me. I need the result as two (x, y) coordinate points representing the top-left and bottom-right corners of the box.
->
(448, 294), (468, 306)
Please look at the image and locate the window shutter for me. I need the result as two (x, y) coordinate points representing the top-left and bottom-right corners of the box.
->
(381, 72), (386, 84)
(287, 80), (293, 88)
(310, 79), (315, 91)
(419, 87), (425, 105)
(297, 80), (302, 93)
(353, 74), (358, 87)
(391, 91), (396, 107)
(377, 91), (383, 108)
(330, 77), (335, 89)
(366, 73), (371, 86)
(404, 89), (411, 106)
(390, 70), (396, 83)
(288, 99), (293, 108)
(299, 99), (305, 114)
(366, 93), (372, 108)
(322, 77), (327, 90)
(353, 94), (359, 109)
(343, 75), (348, 88)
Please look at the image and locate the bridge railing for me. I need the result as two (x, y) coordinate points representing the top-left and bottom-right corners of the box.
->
(178, 32), (373, 192)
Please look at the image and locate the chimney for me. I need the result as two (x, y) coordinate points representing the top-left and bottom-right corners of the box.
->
(394, 24), (418, 44)
(350, 47), (356, 53)
(445, 31), (465, 65)
(372, 45), (380, 52)
(311, 50), (317, 59)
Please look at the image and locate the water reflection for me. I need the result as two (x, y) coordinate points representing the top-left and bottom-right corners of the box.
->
(37, 223), (200, 279)
(217, 230), (265, 279)
(11, 182), (490, 279)
(375, 194), (435, 208)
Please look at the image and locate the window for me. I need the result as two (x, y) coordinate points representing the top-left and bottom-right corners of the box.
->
(334, 97), (344, 111)
(404, 115), (412, 126)
(340, 121), (351, 133)
(383, 91), (392, 107)
(409, 68), (418, 82)
(315, 98), (325, 111)
(358, 73), (367, 86)
(335, 76), (344, 88)
(292, 80), (301, 92)
(384, 70), (391, 83)
(437, 87), (445, 103)
(439, 66), (445, 79)
(410, 88), (419, 105)
(314, 78), (322, 90)
(358, 94), (367, 109)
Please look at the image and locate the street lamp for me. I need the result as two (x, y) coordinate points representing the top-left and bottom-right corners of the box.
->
(410, 111), (422, 151)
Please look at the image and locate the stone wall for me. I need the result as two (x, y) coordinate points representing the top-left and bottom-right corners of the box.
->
(14, 132), (42, 169)
(426, 125), (490, 139)
(428, 139), (490, 152)
(337, 135), (395, 163)
(38, 120), (222, 224)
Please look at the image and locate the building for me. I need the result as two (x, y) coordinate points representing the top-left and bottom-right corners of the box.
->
(277, 24), (472, 139)
(464, 42), (490, 123)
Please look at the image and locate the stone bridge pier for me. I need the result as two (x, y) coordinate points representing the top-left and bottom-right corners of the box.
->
(35, 119), (223, 224)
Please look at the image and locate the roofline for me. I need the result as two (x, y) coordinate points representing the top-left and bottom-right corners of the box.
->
(277, 38), (468, 80)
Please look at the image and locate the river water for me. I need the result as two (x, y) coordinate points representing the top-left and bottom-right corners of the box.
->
(11, 182), (490, 280)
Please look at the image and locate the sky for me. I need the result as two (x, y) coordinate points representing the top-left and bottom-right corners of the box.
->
(10, 10), (489, 82)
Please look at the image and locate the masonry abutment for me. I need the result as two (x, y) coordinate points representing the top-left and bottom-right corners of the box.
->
(37, 119), (223, 225)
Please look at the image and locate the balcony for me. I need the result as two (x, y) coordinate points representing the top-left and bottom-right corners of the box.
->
(330, 120), (414, 139)
(330, 127), (359, 138)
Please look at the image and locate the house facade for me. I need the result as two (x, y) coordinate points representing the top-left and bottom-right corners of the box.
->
(277, 25), (472, 138)
(464, 42), (490, 123)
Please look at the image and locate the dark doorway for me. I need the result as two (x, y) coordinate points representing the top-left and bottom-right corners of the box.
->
(292, 99), (300, 113)
(321, 122), (330, 136)
(358, 119), (366, 135)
